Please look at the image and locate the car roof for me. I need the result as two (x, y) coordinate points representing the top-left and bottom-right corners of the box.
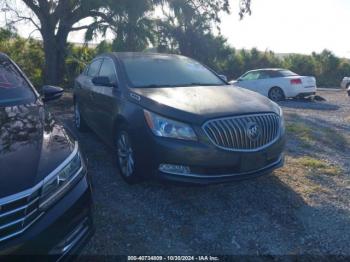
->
(101, 52), (187, 60)
(248, 68), (287, 73)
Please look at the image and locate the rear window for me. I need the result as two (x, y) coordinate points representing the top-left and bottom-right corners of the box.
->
(0, 58), (35, 106)
(277, 70), (299, 77)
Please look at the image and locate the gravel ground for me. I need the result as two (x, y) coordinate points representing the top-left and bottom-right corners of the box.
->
(50, 89), (350, 256)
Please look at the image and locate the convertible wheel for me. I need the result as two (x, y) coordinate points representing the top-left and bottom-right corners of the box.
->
(268, 87), (285, 102)
(116, 129), (140, 184)
(74, 102), (88, 132)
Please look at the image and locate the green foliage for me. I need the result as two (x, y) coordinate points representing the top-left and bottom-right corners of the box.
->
(0, 28), (44, 87)
(1, 23), (350, 88)
(64, 44), (97, 88)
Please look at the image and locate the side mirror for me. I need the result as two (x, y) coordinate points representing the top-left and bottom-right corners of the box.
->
(42, 85), (64, 102)
(92, 76), (117, 88)
(219, 75), (228, 82)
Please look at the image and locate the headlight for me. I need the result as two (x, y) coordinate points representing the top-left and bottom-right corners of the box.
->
(39, 143), (85, 210)
(144, 110), (197, 141)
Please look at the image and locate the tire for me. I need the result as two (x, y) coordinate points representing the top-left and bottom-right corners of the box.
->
(74, 101), (89, 132)
(115, 127), (141, 184)
(268, 87), (285, 102)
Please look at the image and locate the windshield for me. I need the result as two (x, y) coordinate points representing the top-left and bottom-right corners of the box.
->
(0, 58), (35, 106)
(120, 55), (226, 88)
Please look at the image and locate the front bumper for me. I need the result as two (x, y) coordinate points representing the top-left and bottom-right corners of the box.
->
(159, 155), (284, 184)
(133, 124), (286, 184)
(0, 176), (93, 260)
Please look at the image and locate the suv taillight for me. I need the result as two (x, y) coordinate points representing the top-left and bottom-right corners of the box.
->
(290, 79), (302, 85)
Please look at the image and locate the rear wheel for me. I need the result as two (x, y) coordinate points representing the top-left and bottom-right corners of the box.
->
(116, 127), (140, 184)
(74, 101), (89, 132)
(268, 87), (285, 102)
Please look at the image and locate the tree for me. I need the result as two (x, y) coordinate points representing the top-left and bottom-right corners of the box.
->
(1, 0), (252, 85)
(0, 27), (45, 87)
(1, 0), (115, 85)
(157, 0), (230, 57)
(86, 0), (158, 52)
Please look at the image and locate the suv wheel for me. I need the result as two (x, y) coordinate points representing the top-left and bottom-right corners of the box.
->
(74, 102), (89, 132)
(268, 87), (285, 102)
(116, 128), (140, 184)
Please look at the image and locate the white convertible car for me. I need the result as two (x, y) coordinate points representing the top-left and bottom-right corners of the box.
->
(230, 68), (317, 101)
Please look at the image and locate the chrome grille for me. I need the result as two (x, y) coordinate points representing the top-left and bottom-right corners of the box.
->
(0, 186), (43, 243)
(203, 113), (281, 151)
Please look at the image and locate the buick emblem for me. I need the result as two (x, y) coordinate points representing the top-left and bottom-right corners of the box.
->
(246, 122), (261, 140)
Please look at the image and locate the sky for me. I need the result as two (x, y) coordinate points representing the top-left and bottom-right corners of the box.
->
(2, 0), (350, 58)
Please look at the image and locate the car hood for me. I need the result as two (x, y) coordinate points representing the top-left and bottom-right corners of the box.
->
(0, 102), (75, 198)
(130, 85), (280, 124)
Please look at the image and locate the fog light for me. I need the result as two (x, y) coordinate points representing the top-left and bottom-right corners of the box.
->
(159, 164), (191, 174)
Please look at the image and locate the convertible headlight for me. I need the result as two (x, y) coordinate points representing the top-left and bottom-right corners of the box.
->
(39, 143), (85, 210)
(144, 110), (197, 141)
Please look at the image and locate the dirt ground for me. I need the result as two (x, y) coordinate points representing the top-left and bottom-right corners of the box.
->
(50, 89), (350, 256)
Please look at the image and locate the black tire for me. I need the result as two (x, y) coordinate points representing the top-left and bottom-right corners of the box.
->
(115, 127), (141, 184)
(74, 101), (89, 132)
(268, 87), (285, 102)
(347, 84), (350, 96)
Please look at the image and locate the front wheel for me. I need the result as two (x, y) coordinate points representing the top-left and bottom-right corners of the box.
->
(268, 87), (285, 102)
(116, 128), (140, 184)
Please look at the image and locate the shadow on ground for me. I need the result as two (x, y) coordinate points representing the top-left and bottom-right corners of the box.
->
(279, 99), (339, 111)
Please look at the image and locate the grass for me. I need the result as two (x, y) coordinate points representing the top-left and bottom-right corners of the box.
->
(298, 156), (341, 176)
(286, 122), (313, 148)
(276, 156), (342, 198)
(286, 121), (348, 151)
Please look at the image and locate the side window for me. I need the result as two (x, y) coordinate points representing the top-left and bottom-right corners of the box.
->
(241, 72), (259, 81)
(257, 71), (271, 80)
(268, 71), (282, 78)
(99, 58), (117, 83)
(87, 59), (102, 77)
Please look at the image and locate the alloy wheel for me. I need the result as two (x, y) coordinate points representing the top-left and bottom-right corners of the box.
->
(269, 87), (284, 101)
(117, 132), (135, 177)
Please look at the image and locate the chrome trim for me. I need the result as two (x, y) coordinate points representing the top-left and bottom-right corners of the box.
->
(0, 213), (44, 242)
(61, 218), (89, 254)
(202, 113), (282, 152)
(0, 142), (79, 206)
(39, 165), (84, 209)
(160, 156), (283, 178)
(0, 197), (39, 219)
(0, 142), (79, 243)
(42, 142), (80, 188)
